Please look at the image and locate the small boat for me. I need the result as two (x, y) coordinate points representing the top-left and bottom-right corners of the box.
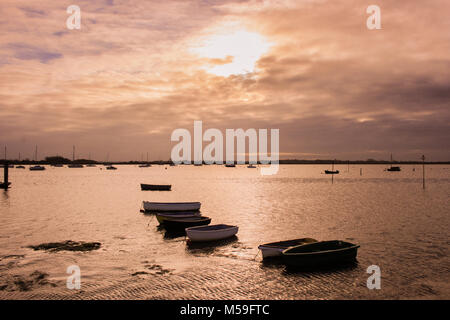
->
(16, 165), (25, 169)
(161, 216), (211, 231)
(258, 238), (318, 259)
(282, 240), (360, 268)
(247, 164), (256, 168)
(86, 164), (96, 167)
(185, 224), (238, 242)
(106, 165), (117, 170)
(156, 211), (202, 223)
(29, 165), (45, 171)
(142, 201), (201, 212)
(138, 164), (151, 168)
(53, 164), (64, 167)
(0, 182), (11, 188)
(386, 154), (401, 171)
(141, 184), (171, 191)
(68, 164), (84, 168)
(68, 146), (84, 168)
(324, 160), (339, 174)
(225, 164), (236, 168)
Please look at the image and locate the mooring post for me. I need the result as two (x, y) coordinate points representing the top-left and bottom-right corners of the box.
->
(3, 161), (9, 190)
(422, 155), (425, 189)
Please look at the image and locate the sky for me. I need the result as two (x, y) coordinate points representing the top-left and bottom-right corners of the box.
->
(0, 0), (449, 161)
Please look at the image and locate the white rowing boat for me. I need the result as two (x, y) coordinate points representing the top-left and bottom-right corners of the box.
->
(142, 201), (201, 212)
(185, 224), (238, 242)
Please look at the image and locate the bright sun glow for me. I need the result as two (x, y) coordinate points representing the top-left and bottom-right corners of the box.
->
(193, 30), (271, 77)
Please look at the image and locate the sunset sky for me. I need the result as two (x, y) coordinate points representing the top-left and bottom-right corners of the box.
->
(0, 0), (449, 161)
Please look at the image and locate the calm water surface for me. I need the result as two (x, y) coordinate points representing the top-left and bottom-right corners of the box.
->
(0, 165), (449, 299)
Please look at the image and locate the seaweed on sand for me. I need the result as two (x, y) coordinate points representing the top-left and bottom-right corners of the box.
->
(28, 240), (101, 252)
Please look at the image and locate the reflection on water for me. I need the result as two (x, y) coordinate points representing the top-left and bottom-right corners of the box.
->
(0, 165), (449, 299)
(283, 260), (359, 274)
(186, 236), (239, 255)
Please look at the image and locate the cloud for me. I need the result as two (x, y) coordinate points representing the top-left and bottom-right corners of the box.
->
(0, 0), (449, 161)
(6, 43), (63, 63)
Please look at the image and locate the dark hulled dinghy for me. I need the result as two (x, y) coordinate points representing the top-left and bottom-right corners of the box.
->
(156, 212), (201, 223)
(282, 240), (359, 268)
(29, 165), (45, 171)
(140, 184), (171, 191)
(324, 170), (339, 174)
(258, 238), (318, 259)
(162, 216), (211, 232)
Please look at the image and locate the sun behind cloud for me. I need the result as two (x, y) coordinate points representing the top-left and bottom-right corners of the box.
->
(192, 29), (272, 77)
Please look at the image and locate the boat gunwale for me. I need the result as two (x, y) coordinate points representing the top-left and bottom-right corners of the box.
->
(160, 216), (209, 222)
(282, 243), (360, 256)
(143, 201), (201, 205)
(186, 224), (238, 232)
(258, 238), (317, 250)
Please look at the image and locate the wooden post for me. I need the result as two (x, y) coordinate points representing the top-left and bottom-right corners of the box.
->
(422, 155), (425, 189)
(360, 168), (362, 176)
(3, 161), (9, 190)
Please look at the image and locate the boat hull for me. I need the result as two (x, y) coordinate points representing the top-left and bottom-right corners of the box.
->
(143, 201), (201, 212)
(324, 170), (339, 174)
(140, 184), (171, 191)
(29, 166), (45, 171)
(282, 241), (359, 268)
(186, 224), (238, 242)
(162, 217), (211, 232)
(68, 164), (84, 168)
(156, 212), (201, 223)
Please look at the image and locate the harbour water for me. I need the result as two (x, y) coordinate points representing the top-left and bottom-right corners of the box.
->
(0, 165), (448, 299)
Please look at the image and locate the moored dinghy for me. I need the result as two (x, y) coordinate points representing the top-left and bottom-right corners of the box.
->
(143, 201), (201, 212)
(282, 240), (360, 268)
(162, 216), (211, 232)
(156, 212), (201, 223)
(140, 184), (171, 191)
(258, 238), (318, 259)
(186, 224), (238, 242)
(29, 165), (45, 171)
